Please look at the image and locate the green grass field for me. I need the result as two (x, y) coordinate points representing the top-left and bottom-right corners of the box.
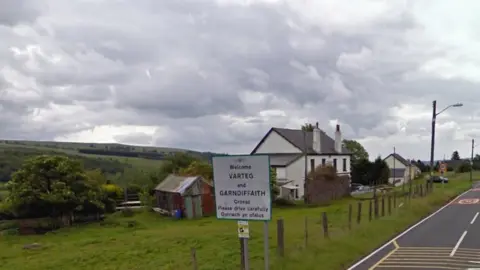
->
(0, 173), (473, 270)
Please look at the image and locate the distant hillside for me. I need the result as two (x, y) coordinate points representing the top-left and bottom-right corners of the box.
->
(0, 140), (218, 161)
(0, 140), (221, 182)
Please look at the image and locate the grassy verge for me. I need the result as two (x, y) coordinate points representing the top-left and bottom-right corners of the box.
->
(0, 175), (472, 270)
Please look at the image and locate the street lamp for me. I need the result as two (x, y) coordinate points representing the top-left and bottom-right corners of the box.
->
(470, 139), (479, 183)
(429, 101), (463, 188)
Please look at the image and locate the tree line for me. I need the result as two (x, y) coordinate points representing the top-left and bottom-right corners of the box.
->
(0, 150), (279, 222)
(0, 147), (129, 183)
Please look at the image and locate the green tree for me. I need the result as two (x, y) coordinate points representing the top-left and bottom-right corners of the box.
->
(179, 160), (213, 181)
(85, 168), (107, 185)
(270, 167), (279, 198)
(369, 156), (390, 186)
(350, 158), (372, 185)
(162, 152), (198, 174)
(451, 151), (461, 160)
(412, 159), (428, 172)
(301, 123), (315, 132)
(456, 161), (472, 173)
(343, 139), (369, 163)
(4, 155), (104, 219)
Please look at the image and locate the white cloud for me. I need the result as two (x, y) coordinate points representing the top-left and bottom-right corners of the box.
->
(1, 0), (480, 160)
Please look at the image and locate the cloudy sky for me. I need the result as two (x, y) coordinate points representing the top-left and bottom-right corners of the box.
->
(1, 0), (480, 160)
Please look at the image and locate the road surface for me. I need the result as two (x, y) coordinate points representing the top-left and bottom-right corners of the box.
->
(348, 184), (480, 270)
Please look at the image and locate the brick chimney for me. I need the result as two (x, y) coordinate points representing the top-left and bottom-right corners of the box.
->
(312, 122), (321, 153)
(335, 124), (342, 153)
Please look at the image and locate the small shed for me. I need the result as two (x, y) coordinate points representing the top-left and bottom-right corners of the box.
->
(154, 174), (215, 219)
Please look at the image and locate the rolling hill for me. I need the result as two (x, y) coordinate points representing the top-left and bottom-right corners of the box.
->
(0, 140), (218, 182)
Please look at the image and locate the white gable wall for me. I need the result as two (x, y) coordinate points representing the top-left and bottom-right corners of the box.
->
(384, 155), (407, 169)
(253, 131), (302, 154)
(276, 167), (286, 179)
(285, 154), (351, 200)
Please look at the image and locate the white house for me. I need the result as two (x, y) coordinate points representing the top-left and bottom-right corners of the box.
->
(250, 123), (352, 200)
(383, 153), (421, 186)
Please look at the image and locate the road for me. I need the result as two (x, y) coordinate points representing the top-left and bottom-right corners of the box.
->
(348, 183), (480, 270)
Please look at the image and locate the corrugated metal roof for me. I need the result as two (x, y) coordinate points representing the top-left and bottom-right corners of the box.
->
(154, 174), (202, 195)
(175, 177), (197, 194)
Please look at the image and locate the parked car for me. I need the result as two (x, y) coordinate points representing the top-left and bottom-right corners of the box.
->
(430, 176), (449, 183)
(351, 183), (363, 192)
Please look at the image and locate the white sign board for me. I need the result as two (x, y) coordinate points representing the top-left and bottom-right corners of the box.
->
(237, 221), (250, 238)
(212, 155), (271, 221)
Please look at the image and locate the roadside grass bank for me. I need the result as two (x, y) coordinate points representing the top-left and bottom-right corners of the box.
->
(0, 176), (472, 270)
(293, 175), (471, 270)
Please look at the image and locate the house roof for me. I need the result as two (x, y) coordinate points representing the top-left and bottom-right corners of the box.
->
(251, 127), (352, 155)
(384, 153), (411, 167)
(269, 154), (303, 167)
(390, 168), (406, 177)
(154, 174), (206, 195)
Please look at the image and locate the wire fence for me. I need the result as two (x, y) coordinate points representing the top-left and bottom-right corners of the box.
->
(186, 182), (434, 270)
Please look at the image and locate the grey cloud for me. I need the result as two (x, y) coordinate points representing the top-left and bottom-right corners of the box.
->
(114, 132), (153, 146)
(1, 0), (480, 158)
(0, 0), (41, 26)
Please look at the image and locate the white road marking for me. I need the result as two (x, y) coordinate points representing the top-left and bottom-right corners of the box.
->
(347, 188), (472, 270)
(471, 212), (479, 224)
(450, 230), (468, 257)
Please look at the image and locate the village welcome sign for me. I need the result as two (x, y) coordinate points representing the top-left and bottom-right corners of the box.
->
(212, 155), (271, 221)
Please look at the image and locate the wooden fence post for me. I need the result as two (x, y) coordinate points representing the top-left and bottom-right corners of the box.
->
(240, 238), (245, 270)
(369, 200), (373, 221)
(348, 204), (352, 230)
(191, 247), (198, 270)
(277, 219), (284, 257)
(381, 196), (385, 217)
(322, 212), (329, 238)
(388, 195), (392, 215)
(393, 193), (397, 208)
(357, 202), (362, 225)
(374, 197), (379, 219)
(420, 185), (424, 197)
(304, 217), (308, 248)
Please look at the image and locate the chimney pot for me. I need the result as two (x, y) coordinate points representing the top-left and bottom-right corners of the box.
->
(315, 122), (319, 128)
(334, 124), (342, 153)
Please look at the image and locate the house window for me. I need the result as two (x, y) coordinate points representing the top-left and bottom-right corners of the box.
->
(333, 159), (337, 170)
(322, 158), (326, 165)
(343, 158), (347, 172)
(295, 185), (299, 199)
(310, 159), (315, 172)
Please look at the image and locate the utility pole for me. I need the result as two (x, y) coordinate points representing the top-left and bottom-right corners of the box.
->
(393, 147), (397, 189)
(429, 100), (437, 191)
(471, 139), (475, 183)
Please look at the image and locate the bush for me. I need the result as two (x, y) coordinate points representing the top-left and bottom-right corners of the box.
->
(138, 189), (155, 211)
(103, 198), (117, 213)
(100, 215), (121, 227)
(1, 228), (18, 236)
(308, 165), (337, 181)
(102, 184), (123, 200)
(121, 208), (135, 217)
(126, 184), (142, 195)
(456, 162), (472, 173)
